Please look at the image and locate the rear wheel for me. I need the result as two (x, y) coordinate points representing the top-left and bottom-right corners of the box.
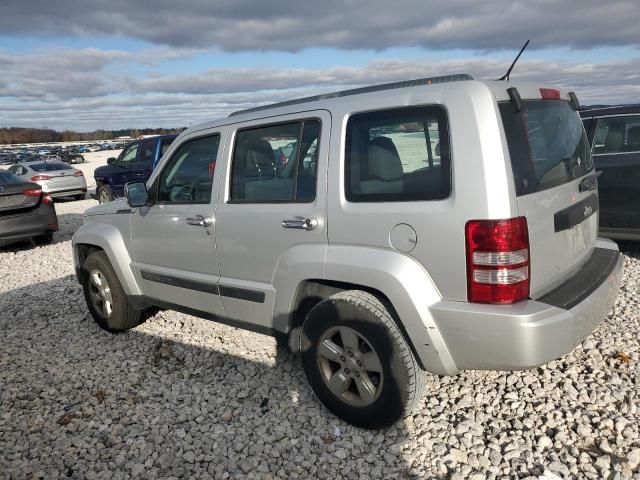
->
(97, 185), (113, 204)
(301, 290), (426, 429)
(81, 250), (146, 333)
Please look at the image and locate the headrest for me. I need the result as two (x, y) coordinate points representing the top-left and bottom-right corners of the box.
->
(367, 144), (403, 181)
(627, 126), (640, 146)
(242, 136), (274, 168)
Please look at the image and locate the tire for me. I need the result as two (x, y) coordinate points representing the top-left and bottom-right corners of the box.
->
(33, 233), (54, 245)
(81, 250), (145, 333)
(97, 185), (113, 204)
(301, 290), (426, 429)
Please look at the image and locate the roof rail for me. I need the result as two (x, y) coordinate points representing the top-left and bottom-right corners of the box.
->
(228, 74), (473, 117)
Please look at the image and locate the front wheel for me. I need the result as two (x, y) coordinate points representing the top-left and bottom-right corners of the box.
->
(301, 290), (426, 429)
(97, 185), (113, 204)
(81, 250), (146, 333)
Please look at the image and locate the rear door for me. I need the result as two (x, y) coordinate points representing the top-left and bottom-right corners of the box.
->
(499, 95), (598, 297)
(589, 114), (640, 234)
(214, 112), (329, 330)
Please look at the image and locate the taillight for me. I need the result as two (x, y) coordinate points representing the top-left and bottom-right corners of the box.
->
(42, 193), (53, 204)
(465, 217), (530, 304)
(23, 188), (43, 197)
(73, 171), (84, 177)
(540, 88), (561, 100)
(31, 175), (51, 181)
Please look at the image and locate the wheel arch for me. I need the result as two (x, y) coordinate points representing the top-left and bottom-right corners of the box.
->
(279, 246), (458, 375)
(72, 223), (141, 296)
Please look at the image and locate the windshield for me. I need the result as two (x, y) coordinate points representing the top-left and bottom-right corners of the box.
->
(29, 162), (74, 172)
(500, 100), (593, 196)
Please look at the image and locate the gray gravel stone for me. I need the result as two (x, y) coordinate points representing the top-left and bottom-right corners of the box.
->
(0, 196), (639, 479)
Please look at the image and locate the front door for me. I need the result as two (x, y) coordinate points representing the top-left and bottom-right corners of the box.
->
(214, 111), (330, 329)
(130, 130), (225, 316)
(590, 114), (640, 233)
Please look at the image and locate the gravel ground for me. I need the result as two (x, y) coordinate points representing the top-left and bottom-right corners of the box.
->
(0, 196), (639, 479)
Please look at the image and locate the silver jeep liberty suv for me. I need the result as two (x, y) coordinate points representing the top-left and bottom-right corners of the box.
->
(73, 75), (622, 428)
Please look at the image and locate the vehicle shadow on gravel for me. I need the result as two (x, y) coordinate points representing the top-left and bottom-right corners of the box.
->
(0, 275), (424, 479)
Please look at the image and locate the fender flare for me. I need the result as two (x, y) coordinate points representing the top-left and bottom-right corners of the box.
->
(72, 221), (141, 296)
(276, 245), (458, 376)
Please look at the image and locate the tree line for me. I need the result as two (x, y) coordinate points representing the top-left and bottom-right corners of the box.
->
(0, 127), (186, 145)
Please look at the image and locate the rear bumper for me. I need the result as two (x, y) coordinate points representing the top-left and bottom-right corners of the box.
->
(431, 239), (623, 371)
(0, 205), (58, 246)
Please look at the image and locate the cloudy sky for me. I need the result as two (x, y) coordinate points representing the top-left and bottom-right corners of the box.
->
(1, 0), (639, 131)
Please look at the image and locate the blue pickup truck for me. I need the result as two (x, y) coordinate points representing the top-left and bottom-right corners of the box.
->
(94, 135), (176, 203)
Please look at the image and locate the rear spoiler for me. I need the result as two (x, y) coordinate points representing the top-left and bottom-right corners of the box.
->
(506, 88), (581, 113)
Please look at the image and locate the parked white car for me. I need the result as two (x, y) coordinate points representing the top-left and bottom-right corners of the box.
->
(8, 160), (87, 200)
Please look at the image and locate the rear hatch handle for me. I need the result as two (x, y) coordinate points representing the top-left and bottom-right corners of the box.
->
(579, 171), (602, 193)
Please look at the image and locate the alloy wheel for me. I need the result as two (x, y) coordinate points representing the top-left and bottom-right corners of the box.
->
(316, 326), (384, 407)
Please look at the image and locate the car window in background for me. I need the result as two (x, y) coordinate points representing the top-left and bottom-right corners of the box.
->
(592, 115), (640, 155)
(120, 144), (139, 164)
(140, 139), (156, 163)
(157, 135), (220, 204)
(0, 170), (24, 184)
(160, 137), (175, 156)
(29, 162), (74, 172)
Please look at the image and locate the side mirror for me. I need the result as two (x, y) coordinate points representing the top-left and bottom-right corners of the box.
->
(107, 157), (117, 165)
(124, 181), (149, 208)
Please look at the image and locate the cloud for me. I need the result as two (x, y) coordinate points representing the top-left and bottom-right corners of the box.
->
(1, 0), (640, 51)
(1, 47), (639, 130)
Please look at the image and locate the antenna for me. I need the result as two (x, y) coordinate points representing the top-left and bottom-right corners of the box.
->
(498, 40), (530, 81)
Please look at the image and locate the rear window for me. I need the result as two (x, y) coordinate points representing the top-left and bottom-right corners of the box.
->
(0, 170), (23, 185)
(345, 106), (451, 202)
(29, 162), (73, 172)
(500, 100), (593, 196)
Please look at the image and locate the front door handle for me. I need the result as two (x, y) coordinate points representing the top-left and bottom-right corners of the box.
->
(186, 215), (213, 227)
(282, 216), (317, 231)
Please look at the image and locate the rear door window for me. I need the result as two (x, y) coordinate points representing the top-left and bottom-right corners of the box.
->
(345, 106), (450, 202)
(500, 100), (593, 196)
(230, 119), (320, 203)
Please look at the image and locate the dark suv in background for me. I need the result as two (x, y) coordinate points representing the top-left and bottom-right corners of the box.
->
(580, 105), (640, 240)
(94, 135), (176, 203)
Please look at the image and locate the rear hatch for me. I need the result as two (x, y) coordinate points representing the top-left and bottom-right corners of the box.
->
(30, 162), (79, 188)
(499, 89), (598, 298)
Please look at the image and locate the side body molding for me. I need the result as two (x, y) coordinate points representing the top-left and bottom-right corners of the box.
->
(72, 221), (141, 296)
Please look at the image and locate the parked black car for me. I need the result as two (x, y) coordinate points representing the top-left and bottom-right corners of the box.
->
(0, 170), (58, 247)
(580, 105), (640, 240)
(59, 149), (86, 164)
(94, 135), (176, 203)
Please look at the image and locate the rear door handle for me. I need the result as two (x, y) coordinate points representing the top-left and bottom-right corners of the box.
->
(282, 216), (318, 231)
(186, 215), (213, 227)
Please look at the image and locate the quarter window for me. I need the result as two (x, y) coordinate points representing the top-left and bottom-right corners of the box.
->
(157, 134), (220, 204)
(345, 106), (451, 202)
(592, 115), (640, 154)
(230, 119), (320, 202)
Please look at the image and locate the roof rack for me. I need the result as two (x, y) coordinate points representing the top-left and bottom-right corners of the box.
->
(228, 74), (473, 117)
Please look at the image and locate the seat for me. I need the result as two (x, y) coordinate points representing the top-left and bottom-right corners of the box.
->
(604, 122), (624, 153)
(360, 142), (404, 194)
